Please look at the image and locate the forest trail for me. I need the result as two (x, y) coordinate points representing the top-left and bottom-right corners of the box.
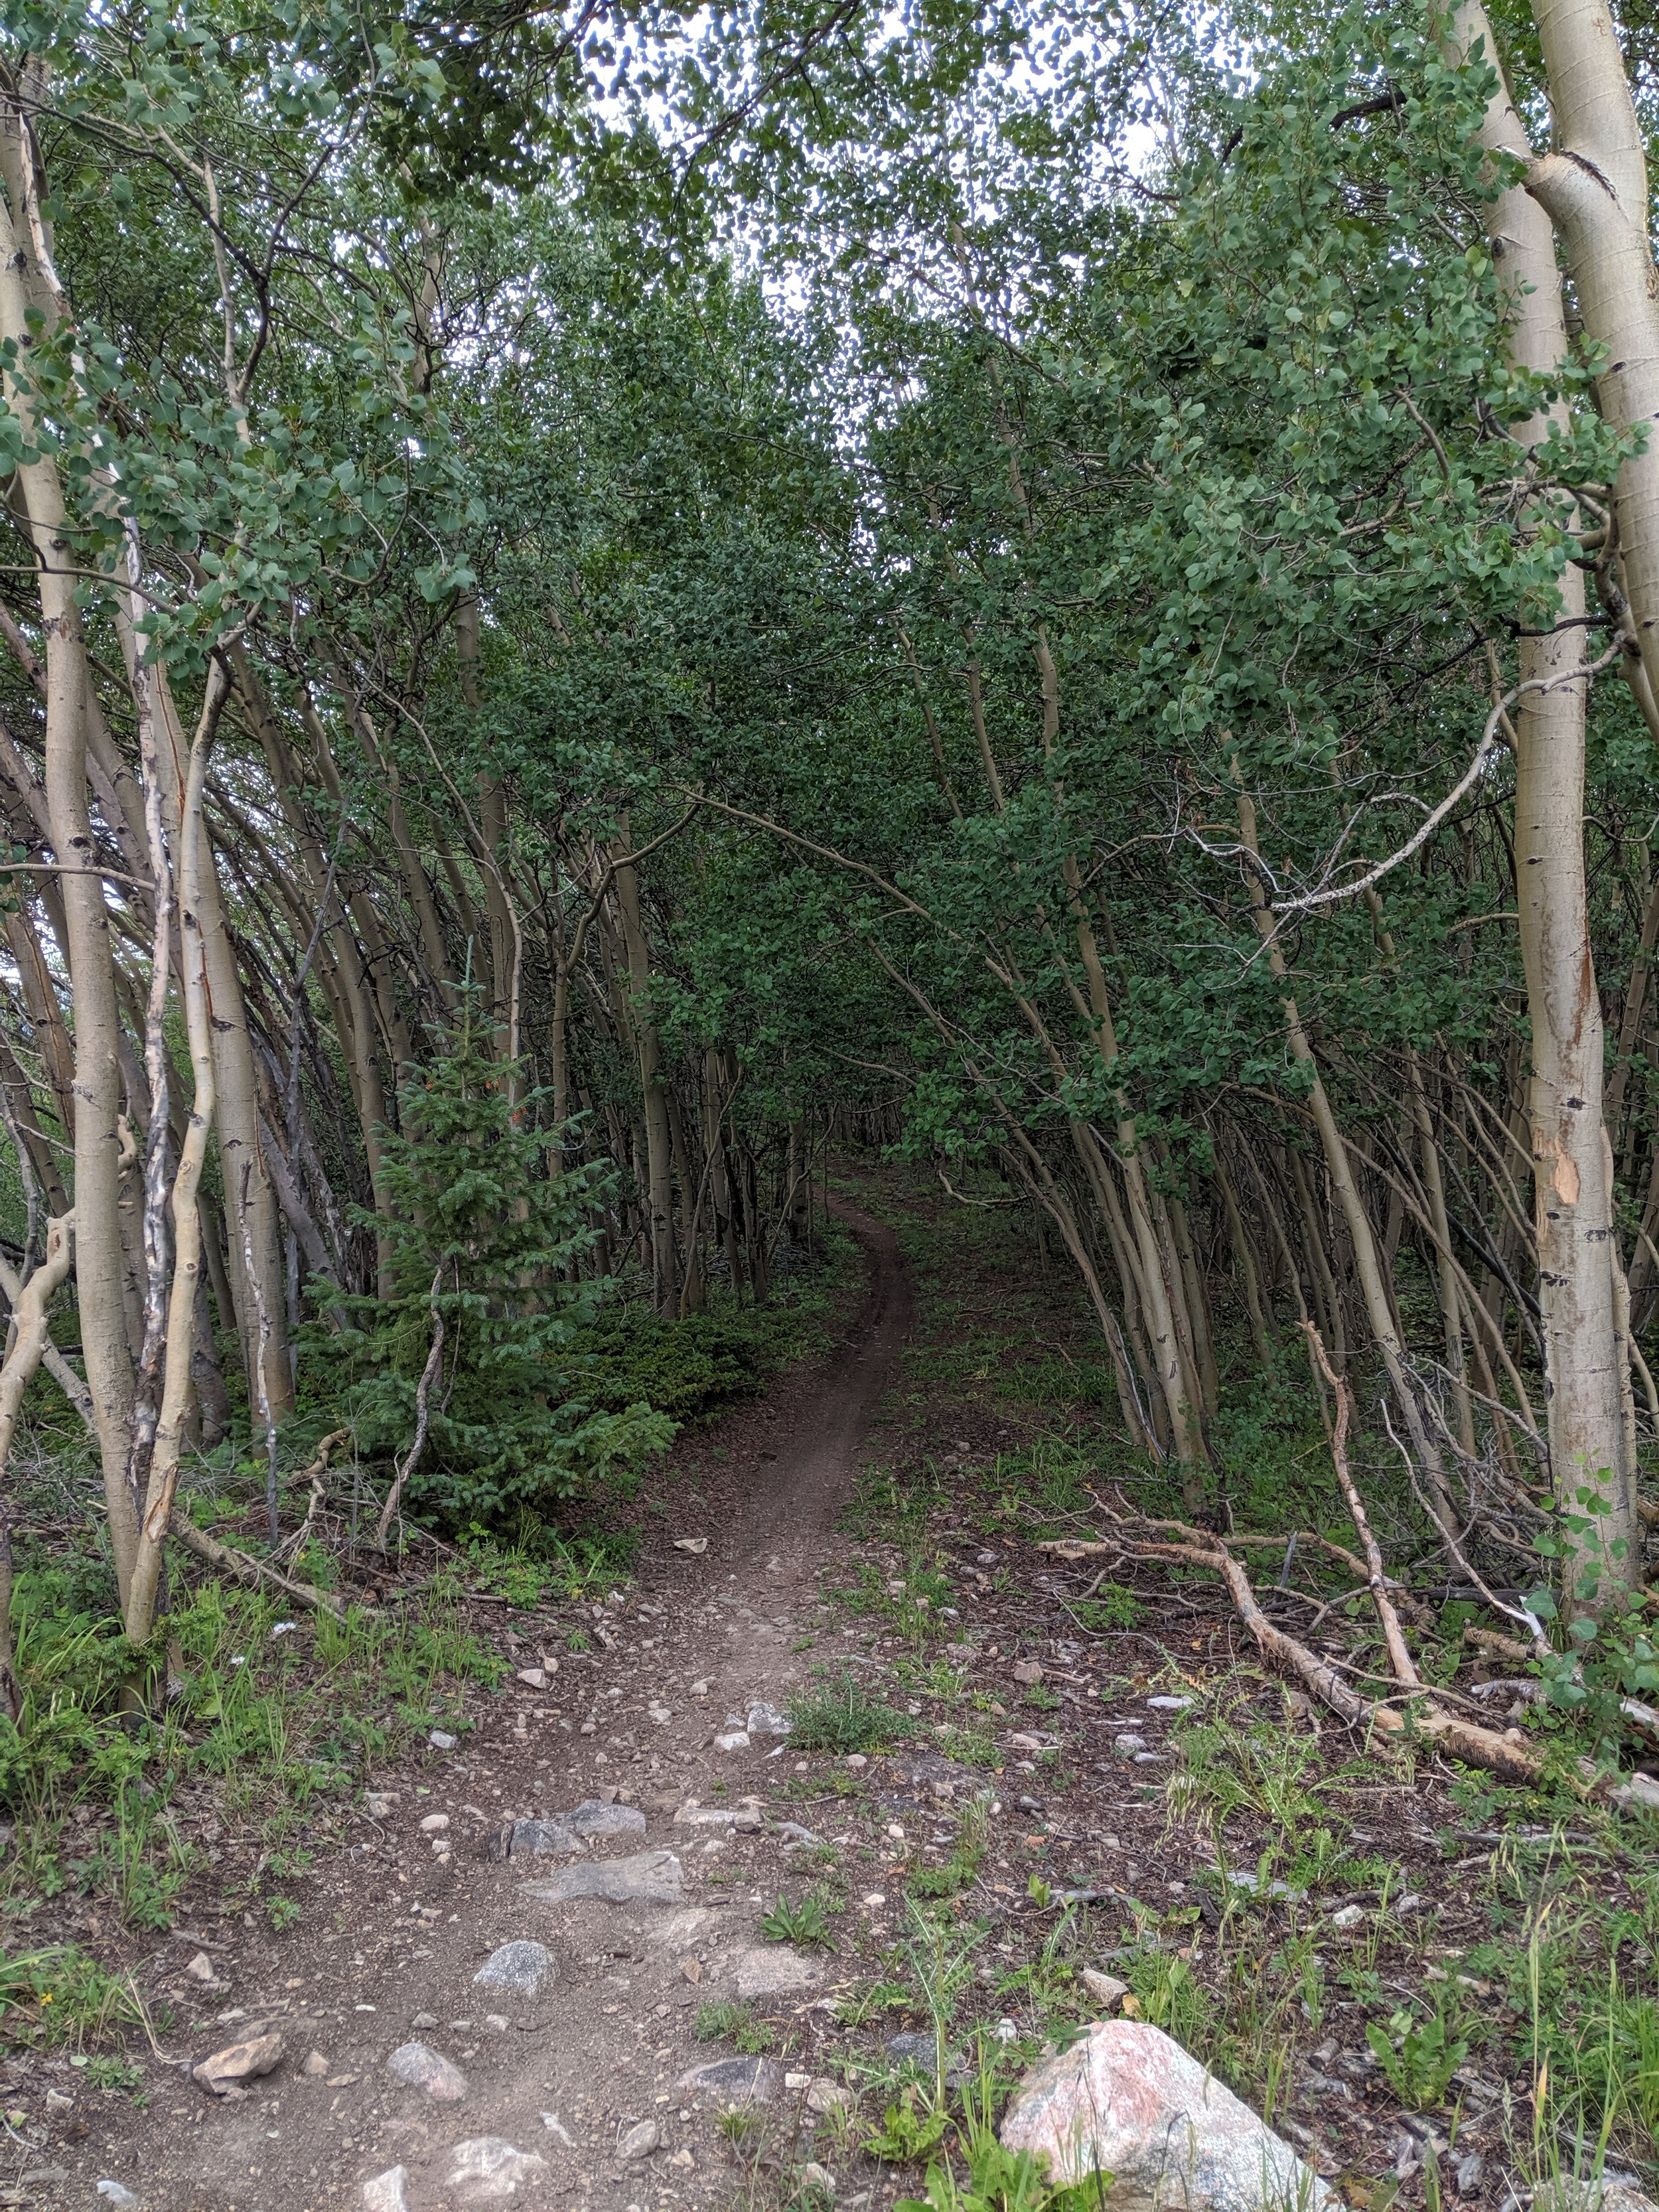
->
(68, 1207), (915, 2212)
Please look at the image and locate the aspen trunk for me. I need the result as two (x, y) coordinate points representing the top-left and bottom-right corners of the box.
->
(1450, 2), (1640, 1602)
(0, 118), (138, 1595)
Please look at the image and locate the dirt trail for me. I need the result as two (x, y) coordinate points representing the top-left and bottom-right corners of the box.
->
(60, 1205), (912, 2212)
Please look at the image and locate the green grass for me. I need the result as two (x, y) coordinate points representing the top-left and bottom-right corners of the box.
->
(695, 1998), (774, 2052)
(786, 1669), (919, 1754)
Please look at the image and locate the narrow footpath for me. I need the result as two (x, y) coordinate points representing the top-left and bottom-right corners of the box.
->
(68, 1203), (916, 2212)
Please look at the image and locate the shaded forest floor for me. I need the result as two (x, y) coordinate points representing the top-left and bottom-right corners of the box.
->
(1, 1163), (1655, 2212)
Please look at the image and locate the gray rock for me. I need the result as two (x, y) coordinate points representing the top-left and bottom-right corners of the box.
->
(777, 1822), (823, 1846)
(801, 2163), (837, 2196)
(1146, 1695), (1194, 1712)
(747, 1702), (792, 1735)
(506, 1818), (584, 1858)
(678, 2055), (782, 2104)
(362, 2171), (409, 2212)
(474, 1941), (553, 1996)
(429, 1730), (458, 1751)
(446, 2137), (549, 2202)
(566, 1797), (646, 1838)
(617, 2118), (660, 2162)
(714, 1730), (751, 1752)
(1001, 2021), (1335, 2212)
(386, 2041), (468, 2101)
(521, 1848), (683, 1906)
(732, 1945), (822, 1999)
(411, 2012), (439, 2030)
(192, 2031), (283, 2096)
(508, 1800), (646, 1857)
(886, 2031), (965, 2086)
(96, 2187), (141, 2209)
(364, 1792), (396, 1819)
(644, 1907), (729, 1952)
(1113, 1733), (1148, 1755)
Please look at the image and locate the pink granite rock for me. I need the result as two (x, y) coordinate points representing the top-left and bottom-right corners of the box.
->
(1000, 2021), (1333, 2212)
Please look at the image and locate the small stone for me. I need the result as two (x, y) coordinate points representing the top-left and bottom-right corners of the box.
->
(617, 2118), (660, 2162)
(516, 1667), (549, 1689)
(678, 2055), (782, 2104)
(420, 1812), (450, 1833)
(184, 1951), (216, 1983)
(689, 1678), (709, 1695)
(412, 2011), (439, 2029)
(674, 1801), (760, 1831)
(1457, 2154), (1486, 2197)
(648, 1703), (673, 1724)
(682, 1958), (703, 1984)
(303, 2049), (329, 2077)
(1113, 1733), (1147, 1754)
(474, 1941), (554, 1996)
(386, 2041), (468, 2100)
(44, 2088), (72, 2111)
(1146, 1695), (1193, 1711)
(446, 2136), (549, 2201)
(733, 1946), (822, 1999)
(192, 2032), (283, 2096)
(673, 1537), (709, 1554)
(778, 1821), (822, 1846)
(806, 2080), (850, 2114)
(861, 1892), (886, 1908)
(802, 2162), (837, 2195)
(670, 2148), (694, 2170)
(484, 2014), (510, 2031)
(1012, 1661), (1043, 1686)
(1080, 1970), (1130, 2009)
(365, 1792), (396, 1818)
(96, 2185), (141, 2209)
(520, 1848), (683, 1906)
(714, 1730), (751, 1753)
(1330, 1903), (1364, 1930)
(362, 2170), (410, 2212)
(429, 1730), (458, 1751)
(845, 1753), (867, 1770)
(747, 1702), (792, 1735)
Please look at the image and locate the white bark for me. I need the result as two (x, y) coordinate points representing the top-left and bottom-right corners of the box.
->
(1447, 3), (1640, 1601)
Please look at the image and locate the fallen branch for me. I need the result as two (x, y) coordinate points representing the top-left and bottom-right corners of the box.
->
(1079, 1488), (1659, 1810)
(168, 1511), (352, 1623)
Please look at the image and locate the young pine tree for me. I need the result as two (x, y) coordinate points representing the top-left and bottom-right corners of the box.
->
(317, 1014), (672, 1536)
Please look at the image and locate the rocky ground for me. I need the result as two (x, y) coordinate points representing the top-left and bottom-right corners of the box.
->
(5, 1172), (1655, 2212)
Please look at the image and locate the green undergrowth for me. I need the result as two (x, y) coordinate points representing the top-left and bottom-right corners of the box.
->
(583, 1217), (860, 1427)
(0, 1556), (514, 2016)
